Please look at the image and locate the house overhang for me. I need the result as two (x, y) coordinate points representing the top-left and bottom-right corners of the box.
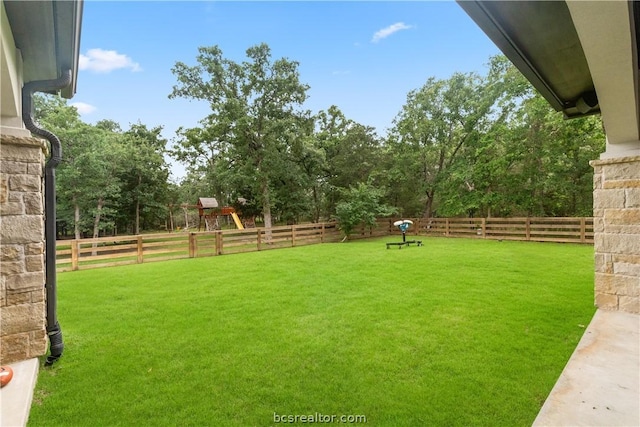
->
(457, 0), (598, 119)
(458, 0), (640, 157)
(3, 0), (83, 99)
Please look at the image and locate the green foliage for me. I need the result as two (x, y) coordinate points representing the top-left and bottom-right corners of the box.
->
(117, 123), (170, 234)
(36, 50), (605, 236)
(335, 182), (395, 238)
(168, 49), (604, 223)
(170, 43), (310, 229)
(34, 94), (171, 237)
(505, 95), (605, 216)
(29, 239), (595, 426)
(384, 56), (604, 218)
(313, 106), (382, 218)
(385, 57), (525, 218)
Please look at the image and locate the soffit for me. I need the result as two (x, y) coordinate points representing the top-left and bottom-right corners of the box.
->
(3, 0), (82, 98)
(457, 0), (597, 118)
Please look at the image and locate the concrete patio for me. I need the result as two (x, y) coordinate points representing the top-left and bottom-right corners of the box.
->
(534, 309), (640, 426)
(0, 358), (39, 427)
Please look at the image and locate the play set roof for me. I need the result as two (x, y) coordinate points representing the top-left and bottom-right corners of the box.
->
(197, 198), (219, 209)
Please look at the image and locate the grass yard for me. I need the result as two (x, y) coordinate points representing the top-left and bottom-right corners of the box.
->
(28, 237), (595, 426)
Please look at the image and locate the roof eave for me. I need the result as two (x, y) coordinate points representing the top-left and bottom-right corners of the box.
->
(3, 0), (83, 99)
(457, 0), (600, 119)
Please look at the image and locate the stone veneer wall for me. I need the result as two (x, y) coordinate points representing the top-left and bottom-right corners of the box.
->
(0, 134), (48, 364)
(591, 155), (640, 314)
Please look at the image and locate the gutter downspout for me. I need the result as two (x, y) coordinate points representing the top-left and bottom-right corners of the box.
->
(22, 69), (72, 366)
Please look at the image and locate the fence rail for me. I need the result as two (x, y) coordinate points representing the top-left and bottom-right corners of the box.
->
(56, 223), (343, 272)
(56, 217), (593, 272)
(410, 217), (593, 244)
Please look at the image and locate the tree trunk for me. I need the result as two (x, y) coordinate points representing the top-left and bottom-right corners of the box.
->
(135, 174), (142, 235)
(423, 189), (435, 219)
(135, 200), (140, 235)
(183, 206), (189, 229)
(73, 196), (81, 240)
(91, 198), (104, 256)
(261, 180), (272, 242)
(312, 186), (320, 223)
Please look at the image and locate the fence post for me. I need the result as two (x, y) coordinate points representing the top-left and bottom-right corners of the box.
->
(71, 240), (79, 271)
(257, 229), (262, 251)
(215, 231), (222, 255)
(189, 232), (197, 258)
(292, 225), (296, 247)
(137, 236), (144, 264)
(525, 218), (531, 241)
(580, 217), (586, 243)
(481, 218), (486, 238)
(445, 218), (450, 236)
(321, 223), (325, 243)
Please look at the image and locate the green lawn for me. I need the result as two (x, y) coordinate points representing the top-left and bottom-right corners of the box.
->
(29, 237), (595, 426)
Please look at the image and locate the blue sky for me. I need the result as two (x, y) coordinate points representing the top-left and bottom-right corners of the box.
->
(72, 1), (500, 180)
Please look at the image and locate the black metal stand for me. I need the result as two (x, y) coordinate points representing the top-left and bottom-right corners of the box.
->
(386, 232), (422, 249)
(386, 220), (422, 249)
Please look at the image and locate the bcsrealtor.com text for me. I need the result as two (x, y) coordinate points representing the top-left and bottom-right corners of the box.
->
(273, 412), (367, 424)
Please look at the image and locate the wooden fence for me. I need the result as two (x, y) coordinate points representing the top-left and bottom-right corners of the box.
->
(56, 217), (593, 272)
(56, 222), (343, 272)
(384, 217), (594, 244)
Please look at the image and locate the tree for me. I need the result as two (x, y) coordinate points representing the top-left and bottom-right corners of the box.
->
(335, 181), (396, 240)
(170, 117), (233, 205)
(311, 106), (382, 219)
(170, 43), (310, 232)
(385, 56), (533, 218)
(430, 57), (532, 217)
(33, 94), (88, 238)
(119, 123), (170, 234)
(388, 73), (490, 217)
(35, 95), (173, 238)
(270, 112), (317, 224)
(34, 95), (121, 239)
(501, 94), (605, 216)
(85, 132), (123, 244)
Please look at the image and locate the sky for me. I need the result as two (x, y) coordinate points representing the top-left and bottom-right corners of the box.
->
(72, 1), (501, 181)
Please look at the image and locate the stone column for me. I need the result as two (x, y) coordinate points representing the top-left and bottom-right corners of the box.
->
(591, 155), (640, 314)
(0, 134), (48, 364)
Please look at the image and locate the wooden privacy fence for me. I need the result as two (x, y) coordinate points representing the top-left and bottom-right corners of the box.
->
(56, 217), (593, 272)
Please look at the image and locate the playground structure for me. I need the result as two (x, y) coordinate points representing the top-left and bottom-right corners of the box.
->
(167, 197), (255, 232)
(196, 198), (247, 231)
(386, 219), (422, 249)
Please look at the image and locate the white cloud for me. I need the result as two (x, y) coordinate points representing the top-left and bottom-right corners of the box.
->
(371, 22), (413, 43)
(70, 102), (97, 115)
(79, 48), (142, 73)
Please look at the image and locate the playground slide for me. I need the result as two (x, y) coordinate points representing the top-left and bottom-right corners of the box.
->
(231, 212), (244, 230)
